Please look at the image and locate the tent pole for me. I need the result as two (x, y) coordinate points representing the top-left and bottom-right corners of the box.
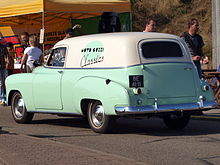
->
(130, 12), (132, 32)
(42, 11), (45, 57)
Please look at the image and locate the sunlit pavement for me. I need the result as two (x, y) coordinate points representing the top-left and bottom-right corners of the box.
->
(192, 109), (220, 120)
(0, 107), (220, 165)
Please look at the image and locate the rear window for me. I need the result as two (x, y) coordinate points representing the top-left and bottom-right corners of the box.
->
(141, 41), (183, 58)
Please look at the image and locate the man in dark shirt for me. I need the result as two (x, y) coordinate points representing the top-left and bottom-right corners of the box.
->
(20, 32), (30, 50)
(0, 37), (8, 104)
(181, 18), (208, 78)
(19, 32), (30, 72)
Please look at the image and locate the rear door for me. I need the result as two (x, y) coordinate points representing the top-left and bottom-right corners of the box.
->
(139, 39), (197, 98)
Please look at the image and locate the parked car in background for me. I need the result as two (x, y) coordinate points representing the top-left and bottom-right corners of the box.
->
(6, 32), (217, 133)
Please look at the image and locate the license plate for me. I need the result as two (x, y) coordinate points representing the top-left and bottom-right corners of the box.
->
(129, 75), (144, 88)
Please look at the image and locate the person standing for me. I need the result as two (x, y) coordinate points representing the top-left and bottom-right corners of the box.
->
(181, 18), (208, 78)
(21, 35), (43, 73)
(64, 24), (82, 39)
(19, 32), (30, 72)
(20, 32), (30, 50)
(5, 42), (16, 76)
(0, 37), (8, 104)
(143, 18), (157, 32)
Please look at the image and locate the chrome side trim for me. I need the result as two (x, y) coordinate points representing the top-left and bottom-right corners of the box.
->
(115, 101), (218, 115)
(28, 110), (82, 116)
(43, 61), (192, 70)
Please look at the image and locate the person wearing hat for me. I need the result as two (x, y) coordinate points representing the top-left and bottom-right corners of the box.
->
(0, 35), (8, 105)
(64, 24), (82, 39)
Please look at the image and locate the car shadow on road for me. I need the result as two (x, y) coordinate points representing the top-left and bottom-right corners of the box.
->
(31, 117), (90, 129)
(0, 129), (18, 135)
(113, 117), (220, 136)
(29, 116), (220, 136)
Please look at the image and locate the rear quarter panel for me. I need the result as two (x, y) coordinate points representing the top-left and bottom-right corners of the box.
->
(61, 69), (130, 115)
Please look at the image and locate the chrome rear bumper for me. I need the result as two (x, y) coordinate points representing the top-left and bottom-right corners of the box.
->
(115, 101), (218, 115)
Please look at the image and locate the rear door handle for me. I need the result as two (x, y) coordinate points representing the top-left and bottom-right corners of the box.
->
(57, 71), (63, 74)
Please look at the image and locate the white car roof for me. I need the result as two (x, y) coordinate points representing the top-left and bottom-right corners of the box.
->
(56, 32), (181, 45)
(53, 32), (191, 68)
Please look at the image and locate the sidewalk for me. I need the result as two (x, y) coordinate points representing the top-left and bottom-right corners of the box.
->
(192, 109), (220, 120)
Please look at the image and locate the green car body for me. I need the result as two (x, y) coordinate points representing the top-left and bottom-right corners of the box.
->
(6, 32), (217, 133)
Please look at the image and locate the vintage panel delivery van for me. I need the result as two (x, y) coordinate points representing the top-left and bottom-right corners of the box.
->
(6, 32), (217, 133)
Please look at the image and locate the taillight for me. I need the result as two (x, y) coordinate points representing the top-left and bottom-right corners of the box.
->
(202, 85), (209, 91)
(133, 88), (142, 95)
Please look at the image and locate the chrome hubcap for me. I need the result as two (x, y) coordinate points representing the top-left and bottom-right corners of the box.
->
(91, 105), (104, 127)
(14, 97), (25, 119)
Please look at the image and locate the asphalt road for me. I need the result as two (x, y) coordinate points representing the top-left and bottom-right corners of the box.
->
(1, 106), (220, 165)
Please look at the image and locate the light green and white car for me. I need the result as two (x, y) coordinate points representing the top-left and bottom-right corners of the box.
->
(6, 32), (217, 133)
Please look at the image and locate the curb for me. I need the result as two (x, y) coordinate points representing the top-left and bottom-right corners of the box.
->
(192, 115), (220, 121)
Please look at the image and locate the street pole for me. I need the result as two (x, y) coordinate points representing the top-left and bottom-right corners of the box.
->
(41, 10), (45, 56)
(212, 0), (220, 69)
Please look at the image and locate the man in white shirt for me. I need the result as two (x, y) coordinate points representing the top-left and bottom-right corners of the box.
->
(21, 35), (43, 73)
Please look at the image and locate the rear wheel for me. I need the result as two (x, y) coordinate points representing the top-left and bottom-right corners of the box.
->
(11, 92), (34, 123)
(163, 113), (190, 130)
(87, 101), (115, 133)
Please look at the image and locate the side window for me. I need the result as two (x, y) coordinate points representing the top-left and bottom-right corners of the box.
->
(47, 47), (66, 67)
